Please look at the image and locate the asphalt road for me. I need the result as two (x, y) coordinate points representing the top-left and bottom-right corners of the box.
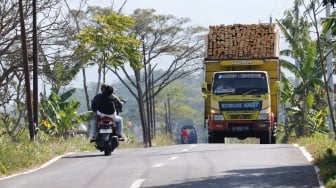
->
(0, 144), (321, 188)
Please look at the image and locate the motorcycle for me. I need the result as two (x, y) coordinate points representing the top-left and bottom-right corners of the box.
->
(94, 115), (119, 156)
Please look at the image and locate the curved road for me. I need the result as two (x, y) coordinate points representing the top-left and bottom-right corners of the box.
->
(0, 144), (321, 188)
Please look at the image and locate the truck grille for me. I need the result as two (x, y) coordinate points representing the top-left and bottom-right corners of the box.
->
(229, 114), (253, 120)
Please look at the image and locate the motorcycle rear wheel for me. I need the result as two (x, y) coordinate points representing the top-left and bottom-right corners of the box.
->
(104, 140), (111, 156)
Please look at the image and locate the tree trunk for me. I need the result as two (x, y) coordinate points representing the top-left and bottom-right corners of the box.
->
(167, 95), (172, 135)
(135, 69), (149, 146)
(96, 64), (102, 94)
(164, 100), (168, 133)
(82, 68), (92, 137)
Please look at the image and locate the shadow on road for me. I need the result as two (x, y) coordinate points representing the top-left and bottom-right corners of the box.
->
(62, 153), (105, 159)
(143, 165), (320, 188)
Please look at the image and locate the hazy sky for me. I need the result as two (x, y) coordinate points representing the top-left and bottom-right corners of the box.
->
(96, 0), (292, 26)
(68, 0), (294, 87)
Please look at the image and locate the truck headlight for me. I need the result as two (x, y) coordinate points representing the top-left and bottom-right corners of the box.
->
(213, 114), (224, 121)
(258, 113), (269, 120)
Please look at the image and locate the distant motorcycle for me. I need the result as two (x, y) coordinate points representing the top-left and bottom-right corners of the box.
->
(94, 115), (119, 156)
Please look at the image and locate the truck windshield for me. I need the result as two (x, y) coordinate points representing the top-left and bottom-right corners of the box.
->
(212, 72), (268, 95)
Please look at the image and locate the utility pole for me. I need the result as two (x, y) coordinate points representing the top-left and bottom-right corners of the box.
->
(326, 3), (335, 138)
(33, 0), (38, 134)
(19, 0), (34, 141)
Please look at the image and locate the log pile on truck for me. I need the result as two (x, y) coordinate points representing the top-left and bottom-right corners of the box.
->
(206, 24), (279, 59)
(202, 23), (280, 144)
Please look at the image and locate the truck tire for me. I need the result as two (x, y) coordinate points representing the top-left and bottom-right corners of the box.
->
(260, 132), (270, 144)
(208, 131), (225, 143)
(270, 131), (276, 144)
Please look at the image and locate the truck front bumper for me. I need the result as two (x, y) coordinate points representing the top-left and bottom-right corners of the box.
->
(209, 120), (271, 132)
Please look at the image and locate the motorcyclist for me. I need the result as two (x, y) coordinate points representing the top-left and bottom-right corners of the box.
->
(181, 127), (189, 144)
(91, 84), (124, 141)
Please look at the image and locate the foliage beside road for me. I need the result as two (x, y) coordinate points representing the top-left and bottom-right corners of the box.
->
(297, 134), (336, 188)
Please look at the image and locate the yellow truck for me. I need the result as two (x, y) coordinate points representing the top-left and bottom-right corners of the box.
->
(202, 24), (280, 144)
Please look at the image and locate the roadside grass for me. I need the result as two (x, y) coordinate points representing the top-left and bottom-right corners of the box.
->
(0, 132), (156, 178)
(0, 133), (95, 178)
(152, 133), (175, 146)
(296, 133), (336, 188)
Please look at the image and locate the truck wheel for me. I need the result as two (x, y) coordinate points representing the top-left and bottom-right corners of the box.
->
(260, 132), (270, 144)
(208, 132), (224, 143)
(270, 131), (276, 144)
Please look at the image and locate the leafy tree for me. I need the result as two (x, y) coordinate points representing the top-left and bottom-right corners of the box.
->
(76, 11), (142, 86)
(74, 9), (142, 136)
(0, 0), (88, 141)
(108, 9), (206, 146)
(322, 0), (336, 7)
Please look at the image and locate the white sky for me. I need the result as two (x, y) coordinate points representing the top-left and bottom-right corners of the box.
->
(68, 0), (294, 87)
(116, 0), (291, 26)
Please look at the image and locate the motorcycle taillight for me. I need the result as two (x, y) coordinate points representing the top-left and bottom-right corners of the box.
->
(101, 117), (112, 124)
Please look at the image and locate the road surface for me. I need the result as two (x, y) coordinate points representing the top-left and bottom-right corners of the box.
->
(0, 144), (321, 188)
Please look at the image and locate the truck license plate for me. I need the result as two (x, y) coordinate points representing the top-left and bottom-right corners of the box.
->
(232, 126), (249, 131)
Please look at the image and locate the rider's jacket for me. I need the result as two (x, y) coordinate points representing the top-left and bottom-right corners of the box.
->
(91, 86), (123, 115)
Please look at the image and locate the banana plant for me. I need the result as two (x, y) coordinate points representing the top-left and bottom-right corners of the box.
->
(39, 88), (94, 137)
(277, 2), (328, 137)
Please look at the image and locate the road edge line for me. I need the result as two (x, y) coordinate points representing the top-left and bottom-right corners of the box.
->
(0, 152), (75, 181)
(293, 143), (325, 188)
(130, 178), (145, 188)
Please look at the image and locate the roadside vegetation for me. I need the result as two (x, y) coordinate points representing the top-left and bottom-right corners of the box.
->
(297, 134), (336, 188)
(0, 132), (170, 178)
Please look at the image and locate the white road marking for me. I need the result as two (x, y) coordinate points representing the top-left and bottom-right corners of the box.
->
(0, 152), (75, 181)
(182, 149), (189, 152)
(293, 143), (313, 162)
(130, 178), (145, 188)
(169, 156), (178, 160)
(293, 144), (325, 188)
(152, 163), (164, 168)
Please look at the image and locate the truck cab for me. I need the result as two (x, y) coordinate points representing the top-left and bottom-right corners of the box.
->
(202, 59), (280, 144)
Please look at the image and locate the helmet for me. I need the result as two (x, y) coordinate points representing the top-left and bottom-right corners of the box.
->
(102, 84), (113, 96)
(100, 83), (107, 92)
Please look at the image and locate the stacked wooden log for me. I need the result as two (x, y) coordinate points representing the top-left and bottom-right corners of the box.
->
(206, 24), (279, 59)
